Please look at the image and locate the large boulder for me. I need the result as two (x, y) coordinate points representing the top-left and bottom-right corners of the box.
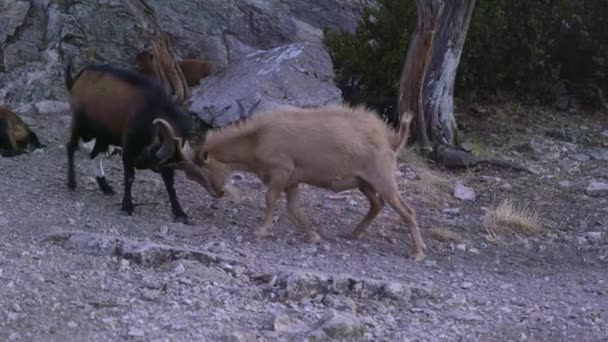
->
(0, 0), (375, 109)
(188, 41), (342, 127)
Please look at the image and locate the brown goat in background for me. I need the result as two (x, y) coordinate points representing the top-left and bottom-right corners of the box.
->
(134, 50), (216, 87)
(171, 103), (427, 261)
(0, 106), (43, 157)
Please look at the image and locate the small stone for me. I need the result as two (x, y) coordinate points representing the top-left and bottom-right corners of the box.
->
(456, 244), (467, 252)
(585, 182), (608, 197)
(34, 100), (70, 114)
(8, 332), (20, 341)
(586, 232), (602, 243)
(316, 309), (364, 339)
(453, 182), (476, 201)
(67, 321), (78, 328)
(571, 153), (590, 162)
(159, 225), (169, 235)
(323, 296), (357, 313)
(128, 328), (145, 337)
(468, 247), (480, 254)
(601, 130), (608, 138)
(173, 263), (186, 275)
(68, 218), (76, 225)
(461, 281), (473, 289)
(380, 282), (410, 301)
(558, 180), (571, 189)
(141, 288), (162, 301)
(222, 331), (258, 342)
(501, 183), (512, 190)
(587, 147), (608, 161)
(500, 306), (513, 314)
(442, 208), (461, 216)
(273, 313), (310, 335)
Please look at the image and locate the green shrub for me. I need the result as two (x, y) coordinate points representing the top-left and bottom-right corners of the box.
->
(323, 0), (608, 107)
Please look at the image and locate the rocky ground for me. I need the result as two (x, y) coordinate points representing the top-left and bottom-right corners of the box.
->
(0, 105), (607, 341)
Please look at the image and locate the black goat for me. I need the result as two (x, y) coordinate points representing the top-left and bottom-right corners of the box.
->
(64, 60), (215, 223)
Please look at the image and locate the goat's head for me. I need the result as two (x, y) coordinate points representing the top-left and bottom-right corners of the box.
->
(150, 118), (238, 200)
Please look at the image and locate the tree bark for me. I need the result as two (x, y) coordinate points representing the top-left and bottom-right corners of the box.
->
(423, 0), (476, 146)
(397, 0), (444, 153)
(397, 0), (476, 152)
(122, 0), (189, 103)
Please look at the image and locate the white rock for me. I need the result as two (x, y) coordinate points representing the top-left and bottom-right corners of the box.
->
(585, 182), (608, 197)
(558, 180), (571, 189)
(34, 100), (70, 114)
(586, 232), (602, 243)
(453, 182), (476, 201)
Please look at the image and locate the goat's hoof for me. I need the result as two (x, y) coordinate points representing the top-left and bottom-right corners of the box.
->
(411, 251), (426, 262)
(102, 187), (115, 196)
(121, 204), (134, 215)
(254, 229), (270, 240)
(349, 231), (365, 240)
(305, 231), (322, 244)
(174, 215), (189, 225)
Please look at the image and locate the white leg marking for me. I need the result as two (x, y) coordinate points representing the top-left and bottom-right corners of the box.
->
(92, 156), (105, 178)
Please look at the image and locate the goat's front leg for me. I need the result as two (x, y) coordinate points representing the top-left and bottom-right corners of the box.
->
(255, 177), (286, 240)
(160, 167), (188, 224)
(121, 159), (135, 215)
(286, 185), (321, 243)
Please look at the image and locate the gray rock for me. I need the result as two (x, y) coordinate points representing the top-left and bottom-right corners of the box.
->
(529, 137), (561, 161)
(572, 153), (590, 162)
(601, 130), (608, 138)
(453, 182), (476, 201)
(585, 182), (608, 197)
(34, 100), (70, 114)
(442, 208), (461, 216)
(0, 0), (30, 44)
(586, 232), (602, 243)
(558, 180), (571, 189)
(188, 42), (342, 127)
(273, 313), (310, 335)
(314, 309), (364, 339)
(0, 0), (372, 108)
(222, 332), (258, 342)
(587, 147), (608, 161)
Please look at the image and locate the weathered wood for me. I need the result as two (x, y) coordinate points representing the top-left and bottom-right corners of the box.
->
(397, 0), (444, 153)
(423, 0), (476, 146)
(122, 0), (189, 103)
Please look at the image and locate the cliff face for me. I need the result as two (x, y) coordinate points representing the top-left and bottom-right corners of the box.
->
(0, 0), (375, 110)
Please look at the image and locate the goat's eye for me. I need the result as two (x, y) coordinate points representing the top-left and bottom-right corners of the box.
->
(202, 150), (209, 162)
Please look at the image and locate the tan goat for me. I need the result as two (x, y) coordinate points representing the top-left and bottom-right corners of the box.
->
(172, 103), (427, 260)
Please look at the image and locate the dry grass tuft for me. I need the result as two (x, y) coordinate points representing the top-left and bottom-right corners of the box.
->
(429, 227), (463, 243)
(482, 198), (542, 237)
(398, 148), (454, 209)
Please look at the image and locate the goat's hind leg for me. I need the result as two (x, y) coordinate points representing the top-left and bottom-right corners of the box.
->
(160, 167), (189, 224)
(369, 173), (426, 261)
(90, 142), (115, 196)
(66, 116), (83, 191)
(286, 185), (321, 243)
(351, 180), (385, 240)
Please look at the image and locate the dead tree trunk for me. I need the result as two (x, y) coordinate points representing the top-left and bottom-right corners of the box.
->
(398, 0), (476, 153)
(397, 0), (444, 153)
(122, 0), (189, 103)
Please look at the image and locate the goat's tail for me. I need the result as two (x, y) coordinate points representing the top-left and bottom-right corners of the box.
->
(65, 58), (75, 92)
(391, 110), (414, 152)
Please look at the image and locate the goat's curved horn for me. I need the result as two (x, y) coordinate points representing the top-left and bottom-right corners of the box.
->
(152, 118), (177, 163)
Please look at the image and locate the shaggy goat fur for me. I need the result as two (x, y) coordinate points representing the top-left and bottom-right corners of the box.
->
(64, 61), (213, 223)
(134, 50), (216, 87)
(185, 103), (427, 260)
(0, 106), (43, 157)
